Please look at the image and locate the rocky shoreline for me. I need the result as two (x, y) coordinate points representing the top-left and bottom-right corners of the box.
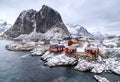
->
(5, 42), (120, 75)
(5, 41), (36, 51)
(5, 41), (120, 82)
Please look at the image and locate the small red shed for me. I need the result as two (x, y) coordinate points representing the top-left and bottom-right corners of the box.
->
(85, 47), (99, 55)
(65, 46), (77, 54)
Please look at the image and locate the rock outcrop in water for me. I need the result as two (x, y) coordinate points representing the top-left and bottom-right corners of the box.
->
(4, 5), (70, 38)
(5, 41), (36, 51)
(94, 75), (109, 82)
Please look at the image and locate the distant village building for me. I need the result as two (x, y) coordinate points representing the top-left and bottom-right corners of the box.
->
(85, 47), (99, 55)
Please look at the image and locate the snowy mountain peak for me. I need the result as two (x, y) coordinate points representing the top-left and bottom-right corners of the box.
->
(0, 19), (11, 34)
(0, 19), (7, 26)
(4, 5), (70, 38)
(66, 24), (94, 37)
(92, 31), (108, 40)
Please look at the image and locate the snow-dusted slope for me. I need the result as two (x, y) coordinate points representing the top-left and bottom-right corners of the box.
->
(15, 23), (70, 40)
(0, 19), (11, 34)
(45, 24), (70, 40)
(66, 24), (94, 37)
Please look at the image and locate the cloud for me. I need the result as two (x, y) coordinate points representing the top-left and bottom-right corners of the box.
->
(0, 0), (120, 35)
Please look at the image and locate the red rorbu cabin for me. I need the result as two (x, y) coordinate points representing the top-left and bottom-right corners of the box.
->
(85, 47), (99, 55)
(65, 46), (77, 54)
(67, 40), (74, 46)
(49, 44), (65, 52)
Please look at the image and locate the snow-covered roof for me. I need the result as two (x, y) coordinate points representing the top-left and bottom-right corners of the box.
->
(66, 46), (76, 49)
(85, 47), (99, 50)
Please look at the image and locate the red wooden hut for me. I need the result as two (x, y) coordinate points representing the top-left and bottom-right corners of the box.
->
(65, 46), (77, 54)
(84, 47), (99, 55)
(49, 44), (65, 52)
(67, 40), (74, 46)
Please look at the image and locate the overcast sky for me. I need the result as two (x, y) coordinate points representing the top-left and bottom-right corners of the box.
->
(0, 0), (120, 35)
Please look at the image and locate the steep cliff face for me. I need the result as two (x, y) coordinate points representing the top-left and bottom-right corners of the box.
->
(4, 5), (70, 38)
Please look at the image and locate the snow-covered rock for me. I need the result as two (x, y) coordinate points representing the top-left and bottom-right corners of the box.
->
(41, 51), (54, 61)
(111, 66), (120, 75)
(103, 39), (117, 48)
(74, 56), (120, 74)
(94, 75), (109, 82)
(74, 59), (94, 71)
(103, 58), (120, 75)
(5, 41), (36, 51)
(91, 63), (105, 73)
(74, 59), (104, 73)
(31, 45), (48, 56)
(41, 51), (77, 66)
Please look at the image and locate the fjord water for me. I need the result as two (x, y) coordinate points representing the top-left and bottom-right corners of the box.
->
(0, 40), (120, 82)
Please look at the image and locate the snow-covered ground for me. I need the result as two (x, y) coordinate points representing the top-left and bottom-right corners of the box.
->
(41, 51), (77, 66)
(74, 58), (105, 73)
(74, 56), (120, 74)
(77, 42), (88, 52)
(31, 45), (48, 56)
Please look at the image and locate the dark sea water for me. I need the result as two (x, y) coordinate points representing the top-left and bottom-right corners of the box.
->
(0, 40), (120, 82)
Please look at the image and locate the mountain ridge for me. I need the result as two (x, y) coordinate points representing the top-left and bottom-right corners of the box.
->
(66, 24), (94, 38)
(4, 5), (70, 39)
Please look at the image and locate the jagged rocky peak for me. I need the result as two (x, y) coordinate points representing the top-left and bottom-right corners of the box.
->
(19, 9), (37, 19)
(4, 5), (68, 38)
(36, 5), (63, 33)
